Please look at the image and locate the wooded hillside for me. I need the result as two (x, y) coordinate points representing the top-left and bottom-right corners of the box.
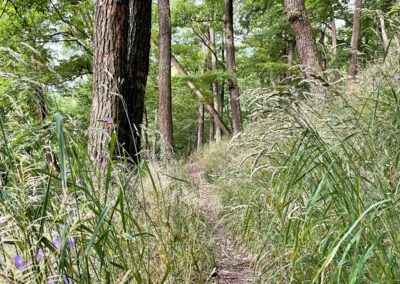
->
(1, 0), (400, 283)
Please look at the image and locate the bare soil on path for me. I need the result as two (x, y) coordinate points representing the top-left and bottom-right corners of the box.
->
(187, 162), (255, 284)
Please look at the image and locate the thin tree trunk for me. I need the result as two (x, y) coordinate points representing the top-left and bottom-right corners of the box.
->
(209, 113), (214, 142)
(220, 36), (225, 136)
(380, 15), (389, 51)
(152, 110), (158, 159)
(142, 106), (150, 154)
(349, 0), (362, 77)
(171, 54), (232, 137)
(331, 18), (337, 55)
(88, 0), (152, 167)
(158, 0), (174, 157)
(224, 0), (243, 134)
(197, 103), (204, 149)
(152, 132), (157, 160)
(319, 28), (327, 70)
(283, 0), (322, 93)
(187, 136), (192, 157)
(210, 23), (221, 142)
(283, 39), (295, 85)
(202, 39), (214, 142)
(271, 71), (277, 88)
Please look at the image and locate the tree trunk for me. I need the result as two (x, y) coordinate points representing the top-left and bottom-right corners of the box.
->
(202, 39), (214, 142)
(158, 0), (174, 158)
(209, 113), (214, 142)
(171, 54), (232, 137)
(331, 18), (337, 56)
(142, 106), (150, 154)
(283, 0), (322, 93)
(219, 36), (225, 137)
(187, 136), (192, 157)
(318, 27), (328, 70)
(224, 0), (243, 134)
(270, 71), (277, 88)
(152, 131), (157, 160)
(197, 103), (204, 149)
(380, 15), (389, 51)
(283, 39), (295, 85)
(349, 0), (362, 77)
(210, 24), (221, 142)
(88, 0), (152, 167)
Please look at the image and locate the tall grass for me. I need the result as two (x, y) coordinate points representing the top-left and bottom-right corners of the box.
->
(0, 113), (214, 283)
(200, 59), (400, 282)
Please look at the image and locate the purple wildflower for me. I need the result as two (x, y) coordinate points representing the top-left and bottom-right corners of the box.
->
(394, 74), (399, 80)
(102, 161), (108, 167)
(14, 255), (24, 270)
(48, 277), (55, 284)
(105, 154), (109, 159)
(66, 171), (71, 177)
(75, 181), (83, 188)
(52, 231), (61, 248)
(63, 275), (72, 284)
(67, 236), (75, 249)
(104, 117), (112, 123)
(54, 238), (61, 249)
(36, 249), (45, 261)
(14, 255), (31, 271)
(97, 256), (101, 262)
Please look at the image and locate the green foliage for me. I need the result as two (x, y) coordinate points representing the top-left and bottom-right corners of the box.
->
(199, 57), (400, 282)
(0, 114), (215, 283)
(2, 0), (400, 282)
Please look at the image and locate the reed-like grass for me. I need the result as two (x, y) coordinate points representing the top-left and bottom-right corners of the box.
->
(0, 113), (214, 283)
(200, 58), (400, 282)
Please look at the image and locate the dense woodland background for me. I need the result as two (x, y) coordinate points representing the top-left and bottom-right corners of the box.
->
(1, 0), (400, 283)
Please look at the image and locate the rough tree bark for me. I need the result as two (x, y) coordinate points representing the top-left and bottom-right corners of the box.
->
(88, 0), (152, 167)
(349, 0), (362, 77)
(380, 15), (389, 51)
(171, 54), (232, 137)
(283, 0), (322, 93)
(158, 0), (174, 157)
(197, 103), (204, 149)
(224, 0), (242, 134)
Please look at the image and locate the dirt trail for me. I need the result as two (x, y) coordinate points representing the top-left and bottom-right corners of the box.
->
(187, 162), (254, 284)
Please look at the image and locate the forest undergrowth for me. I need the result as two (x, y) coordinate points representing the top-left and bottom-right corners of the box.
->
(0, 114), (215, 283)
(2, 57), (400, 283)
(194, 57), (400, 282)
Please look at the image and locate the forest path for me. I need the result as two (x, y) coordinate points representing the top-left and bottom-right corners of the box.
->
(187, 161), (254, 284)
